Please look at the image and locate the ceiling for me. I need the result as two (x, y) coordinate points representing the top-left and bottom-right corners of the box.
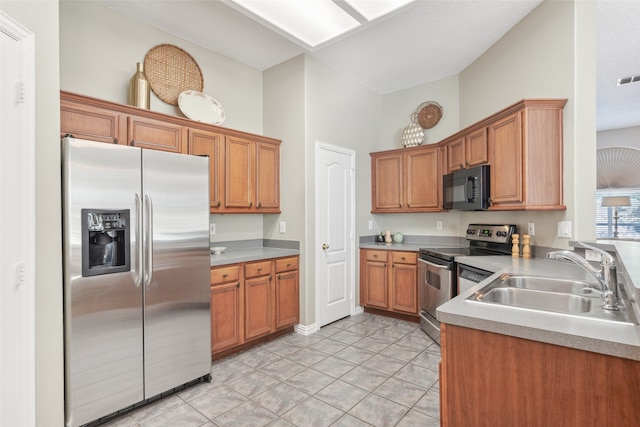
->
(97, 0), (640, 131)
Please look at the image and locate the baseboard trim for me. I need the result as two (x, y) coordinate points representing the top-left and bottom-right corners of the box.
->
(294, 323), (319, 336)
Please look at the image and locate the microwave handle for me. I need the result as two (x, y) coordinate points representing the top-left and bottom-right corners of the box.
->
(465, 176), (475, 202)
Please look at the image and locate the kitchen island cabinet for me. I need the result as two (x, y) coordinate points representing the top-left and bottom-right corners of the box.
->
(60, 91), (280, 214)
(360, 249), (419, 318)
(440, 323), (640, 426)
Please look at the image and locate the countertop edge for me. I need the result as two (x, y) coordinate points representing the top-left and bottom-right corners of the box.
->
(210, 247), (300, 267)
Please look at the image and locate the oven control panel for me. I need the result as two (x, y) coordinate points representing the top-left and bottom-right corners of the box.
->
(465, 224), (516, 244)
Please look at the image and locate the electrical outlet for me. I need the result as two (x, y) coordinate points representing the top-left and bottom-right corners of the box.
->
(368, 220), (373, 230)
(528, 222), (535, 236)
(209, 223), (216, 235)
(436, 220), (443, 231)
(279, 221), (286, 234)
(585, 249), (603, 262)
(557, 221), (572, 238)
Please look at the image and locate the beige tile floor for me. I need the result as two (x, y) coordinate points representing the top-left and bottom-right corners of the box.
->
(101, 313), (441, 427)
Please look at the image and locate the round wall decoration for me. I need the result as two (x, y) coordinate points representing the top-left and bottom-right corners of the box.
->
(411, 101), (443, 129)
(401, 123), (424, 147)
(143, 44), (204, 105)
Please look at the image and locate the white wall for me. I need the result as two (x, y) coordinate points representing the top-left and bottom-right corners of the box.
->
(457, 0), (595, 248)
(59, 1), (264, 134)
(598, 126), (640, 149)
(0, 1), (63, 425)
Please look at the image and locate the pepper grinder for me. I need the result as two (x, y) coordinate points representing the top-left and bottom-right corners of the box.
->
(522, 234), (531, 259)
(511, 233), (520, 258)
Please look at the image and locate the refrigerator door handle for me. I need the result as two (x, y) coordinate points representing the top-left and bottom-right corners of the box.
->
(135, 193), (143, 287)
(144, 193), (154, 286)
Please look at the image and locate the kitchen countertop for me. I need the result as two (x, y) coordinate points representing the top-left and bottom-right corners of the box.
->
(439, 253), (640, 361)
(359, 235), (467, 252)
(210, 239), (300, 267)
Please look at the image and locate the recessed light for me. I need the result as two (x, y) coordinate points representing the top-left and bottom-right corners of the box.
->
(617, 74), (640, 86)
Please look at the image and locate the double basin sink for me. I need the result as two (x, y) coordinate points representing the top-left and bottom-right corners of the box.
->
(467, 274), (638, 325)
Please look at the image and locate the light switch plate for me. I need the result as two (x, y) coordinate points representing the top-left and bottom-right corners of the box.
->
(209, 223), (216, 235)
(436, 220), (443, 231)
(528, 222), (535, 236)
(368, 220), (373, 230)
(557, 221), (572, 238)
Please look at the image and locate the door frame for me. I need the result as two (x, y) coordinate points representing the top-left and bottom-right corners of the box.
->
(0, 11), (36, 426)
(314, 141), (356, 328)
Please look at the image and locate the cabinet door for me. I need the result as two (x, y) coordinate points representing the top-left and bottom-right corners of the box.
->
(275, 270), (299, 329)
(371, 153), (403, 211)
(188, 129), (223, 211)
(405, 147), (440, 210)
(465, 128), (488, 167)
(446, 137), (466, 172)
(225, 136), (254, 209)
(256, 142), (280, 211)
(128, 115), (186, 153)
(364, 259), (388, 309)
(489, 112), (523, 206)
(211, 281), (243, 353)
(60, 100), (125, 145)
(244, 274), (273, 340)
(390, 261), (418, 314)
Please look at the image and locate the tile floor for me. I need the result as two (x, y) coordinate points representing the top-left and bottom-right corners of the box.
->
(103, 313), (441, 427)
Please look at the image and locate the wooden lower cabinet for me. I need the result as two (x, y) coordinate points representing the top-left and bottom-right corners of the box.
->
(360, 249), (418, 316)
(244, 261), (274, 341)
(440, 323), (640, 426)
(210, 265), (243, 354)
(210, 256), (299, 357)
(275, 257), (300, 329)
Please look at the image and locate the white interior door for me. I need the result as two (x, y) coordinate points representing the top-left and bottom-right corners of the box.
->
(316, 142), (355, 328)
(0, 12), (36, 426)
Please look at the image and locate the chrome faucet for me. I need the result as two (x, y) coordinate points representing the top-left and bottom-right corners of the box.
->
(546, 242), (619, 311)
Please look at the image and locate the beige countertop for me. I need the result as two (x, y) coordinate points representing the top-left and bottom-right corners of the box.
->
(439, 251), (640, 361)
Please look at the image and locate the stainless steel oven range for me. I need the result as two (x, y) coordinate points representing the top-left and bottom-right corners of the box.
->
(418, 224), (516, 344)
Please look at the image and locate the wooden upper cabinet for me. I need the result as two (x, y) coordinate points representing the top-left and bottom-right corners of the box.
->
(188, 129), (223, 211)
(445, 129), (488, 173)
(465, 127), (488, 167)
(405, 146), (440, 210)
(225, 136), (255, 209)
(60, 99), (125, 144)
(446, 137), (466, 172)
(60, 91), (281, 214)
(256, 142), (280, 211)
(127, 115), (186, 153)
(371, 145), (441, 213)
(488, 112), (523, 206)
(371, 153), (403, 211)
(488, 100), (566, 210)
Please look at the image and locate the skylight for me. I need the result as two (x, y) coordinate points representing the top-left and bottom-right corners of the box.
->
(228, 0), (415, 48)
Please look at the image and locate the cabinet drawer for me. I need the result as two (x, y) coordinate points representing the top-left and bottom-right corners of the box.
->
(365, 250), (388, 262)
(392, 251), (417, 264)
(211, 265), (240, 285)
(245, 260), (272, 278)
(275, 257), (298, 273)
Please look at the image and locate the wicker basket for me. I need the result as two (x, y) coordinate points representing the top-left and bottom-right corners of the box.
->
(143, 44), (203, 105)
(411, 101), (443, 129)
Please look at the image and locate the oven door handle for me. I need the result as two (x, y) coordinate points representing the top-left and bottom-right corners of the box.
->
(418, 258), (449, 270)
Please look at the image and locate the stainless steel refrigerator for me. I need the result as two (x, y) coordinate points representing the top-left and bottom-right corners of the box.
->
(62, 137), (211, 427)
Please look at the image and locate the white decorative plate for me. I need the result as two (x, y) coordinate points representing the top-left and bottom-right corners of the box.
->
(178, 90), (226, 125)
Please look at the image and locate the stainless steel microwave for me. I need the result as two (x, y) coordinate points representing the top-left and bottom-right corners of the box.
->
(442, 164), (490, 210)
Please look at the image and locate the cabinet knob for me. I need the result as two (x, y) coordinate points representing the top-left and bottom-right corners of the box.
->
(236, 282), (240, 288)
(459, 163), (464, 169)
(277, 274), (281, 280)
(257, 267), (262, 272)
(217, 201), (221, 208)
(249, 201), (253, 208)
(222, 274), (229, 278)
(257, 202), (262, 208)
(113, 138), (118, 144)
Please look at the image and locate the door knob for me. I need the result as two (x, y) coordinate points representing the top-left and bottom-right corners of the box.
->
(322, 243), (329, 250)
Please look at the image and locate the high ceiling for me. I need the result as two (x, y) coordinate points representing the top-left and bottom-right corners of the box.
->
(97, 0), (640, 131)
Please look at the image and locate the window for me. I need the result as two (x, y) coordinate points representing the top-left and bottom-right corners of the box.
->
(596, 190), (640, 239)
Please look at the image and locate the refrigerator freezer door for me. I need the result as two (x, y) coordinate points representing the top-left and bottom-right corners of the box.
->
(62, 138), (143, 427)
(141, 149), (211, 397)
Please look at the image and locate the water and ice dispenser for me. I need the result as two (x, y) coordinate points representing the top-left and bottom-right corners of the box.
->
(81, 209), (130, 277)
